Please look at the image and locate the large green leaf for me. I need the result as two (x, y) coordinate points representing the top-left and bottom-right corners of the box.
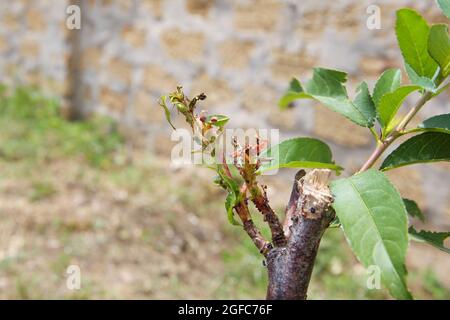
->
(415, 113), (450, 133)
(330, 169), (411, 299)
(396, 9), (439, 79)
(381, 132), (450, 170)
(403, 198), (425, 222)
(428, 24), (450, 77)
(259, 137), (343, 173)
(353, 82), (377, 127)
(437, 0), (450, 19)
(372, 68), (402, 108)
(278, 69), (375, 127)
(409, 227), (450, 253)
(377, 85), (420, 135)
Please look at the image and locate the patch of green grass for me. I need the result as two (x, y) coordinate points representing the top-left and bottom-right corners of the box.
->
(29, 181), (57, 201)
(422, 269), (450, 299)
(0, 85), (123, 168)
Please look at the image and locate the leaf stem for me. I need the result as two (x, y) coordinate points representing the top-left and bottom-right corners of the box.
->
(369, 127), (382, 145)
(358, 92), (432, 173)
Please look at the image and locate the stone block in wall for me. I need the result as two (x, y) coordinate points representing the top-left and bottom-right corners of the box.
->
(26, 8), (46, 31)
(100, 86), (128, 114)
(0, 35), (7, 53)
(234, 0), (282, 32)
(161, 28), (205, 62)
(82, 47), (102, 69)
(1, 12), (21, 32)
(141, 0), (164, 20)
(121, 25), (147, 48)
(270, 48), (316, 82)
(186, 0), (212, 17)
(19, 37), (40, 58)
(219, 39), (254, 70)
(132, 89), (164, 124)
(105, 58), (133, 86)
(268, 107), (298, 131)
(141, 64), (178, 95)
(241, 84), (277, 112)
(313, 106), (372, 148)
(191, 73), (233, 106)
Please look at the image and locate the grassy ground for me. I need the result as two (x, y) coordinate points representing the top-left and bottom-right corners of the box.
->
(0, 86), (448, 299)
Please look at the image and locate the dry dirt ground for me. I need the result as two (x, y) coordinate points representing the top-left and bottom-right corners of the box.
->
(0, 149), (448, 299)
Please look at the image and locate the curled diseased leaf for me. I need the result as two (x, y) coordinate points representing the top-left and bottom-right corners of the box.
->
(225, 192), (240, 226)
(205, 115), (229, 127)
(158, 95), (176, 129)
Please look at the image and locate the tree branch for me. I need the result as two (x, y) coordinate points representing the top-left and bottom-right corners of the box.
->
(234, 200), (272, 255)
(283, 170), (305, 237)
(266, 169), (334, 299)
(358, 92), (432, 173)
(250, 184), (287, 247)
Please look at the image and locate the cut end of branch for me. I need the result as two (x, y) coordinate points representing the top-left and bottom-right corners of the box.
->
(298, 169), (333, 219)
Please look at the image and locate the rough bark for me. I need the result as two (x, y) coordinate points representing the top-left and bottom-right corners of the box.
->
(266, 212), (333, 299)
(266, 169), (334, 300)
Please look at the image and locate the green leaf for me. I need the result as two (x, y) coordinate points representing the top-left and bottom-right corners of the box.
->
(416, 113), (450, 133)
(289, 77), (303, 92)
(225, 192), (240, 226)
(217, 165), (242, 226)
(377, 85), (420, 134)
(330, 169), (411, 299)
(372, 69), (402, 108)
(353, 82), (377, 127)
(403, 198), (425, 222)
(381, 132), (450, 170)
(279, 69), (374, 127)
(409, 227), (450, 253)
(278, 77), (306, 109)
(259, 137), (343, 173)
(396, 9), (439, 79)
(437, 0), (450, 19)
(428, 24), (450, 77)
(205, 114), (229, 127)
(158, 95), (176, 129)
(405, 63), (437, 92)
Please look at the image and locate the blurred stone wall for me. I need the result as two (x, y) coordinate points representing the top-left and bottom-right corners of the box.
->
(0, 0), (449, 226)
(0, 1), (70, 97)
